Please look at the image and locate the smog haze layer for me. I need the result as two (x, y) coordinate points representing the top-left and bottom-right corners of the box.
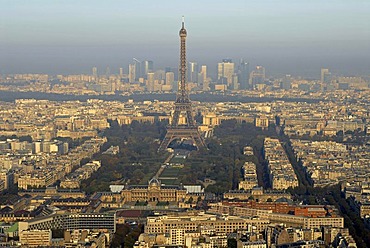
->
(1, 0), (369, 78)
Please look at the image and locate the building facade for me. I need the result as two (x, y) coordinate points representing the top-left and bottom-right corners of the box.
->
(121, 178), (187, 203)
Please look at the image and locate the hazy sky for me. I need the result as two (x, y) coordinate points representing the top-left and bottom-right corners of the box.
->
(0, 0), (369, 78)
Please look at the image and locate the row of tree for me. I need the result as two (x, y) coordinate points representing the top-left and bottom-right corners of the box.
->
(80, 120), (168, 193)
(182, 120), (278, 193)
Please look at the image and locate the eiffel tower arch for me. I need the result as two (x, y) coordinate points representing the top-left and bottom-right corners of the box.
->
(158, 17), (205, 152)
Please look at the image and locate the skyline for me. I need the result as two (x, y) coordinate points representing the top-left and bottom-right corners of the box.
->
(1, 0), (370, 77)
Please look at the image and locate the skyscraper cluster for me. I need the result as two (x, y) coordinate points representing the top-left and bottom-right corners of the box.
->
(90, 59), (265, 92)
(128, 59), (154, 82)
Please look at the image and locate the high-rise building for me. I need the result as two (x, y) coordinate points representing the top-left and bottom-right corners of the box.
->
(251, 65), (266, 85)
(165, 72), (175, 85)
(128, 64), (136, 83)
(232, 74), (239, 90)
(147, 72), (155, 91)
(165, 67), (178, 82)
(217, 59), (235, 86)
(238, 60), (250, 90)
(92, 67), (98, 78)
(142, 60), (154, 78)
(321, 68), (331, 83)
(154, 70), (165, 82)
(281, 74), (292, 90)
(133, 58), (141, 81)
(188, 62), (198, 83)
(200, 65), (207, 80)
(199, 65), (207, 89)
(119, 67), (124, 78)
(105, 67), (111, 78)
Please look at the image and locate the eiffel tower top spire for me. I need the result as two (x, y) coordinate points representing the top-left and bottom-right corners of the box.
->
(178, 16), (188, 103)
(179, 16), (187, 37)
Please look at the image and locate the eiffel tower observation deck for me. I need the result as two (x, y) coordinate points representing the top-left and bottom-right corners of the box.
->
(158, 17), (206, 152)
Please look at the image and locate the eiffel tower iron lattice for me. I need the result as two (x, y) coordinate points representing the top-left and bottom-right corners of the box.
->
(158, 17), (206, 152)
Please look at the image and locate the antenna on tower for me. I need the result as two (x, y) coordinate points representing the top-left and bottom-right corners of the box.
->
(182, 16), (185, 28)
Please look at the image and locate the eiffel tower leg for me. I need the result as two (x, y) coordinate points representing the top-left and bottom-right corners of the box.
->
(190, 131), (206, 149)
(158, 128), (206, 152)
(158, 133), (172, 152)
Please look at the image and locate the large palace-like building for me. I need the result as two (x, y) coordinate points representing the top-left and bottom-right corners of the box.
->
(121, 178), (187, 203)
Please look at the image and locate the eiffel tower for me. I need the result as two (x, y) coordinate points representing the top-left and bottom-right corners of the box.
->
(158, 17), (206, 152)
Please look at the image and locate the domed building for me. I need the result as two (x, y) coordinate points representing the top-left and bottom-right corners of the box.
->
(121, 178), (187, 203)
